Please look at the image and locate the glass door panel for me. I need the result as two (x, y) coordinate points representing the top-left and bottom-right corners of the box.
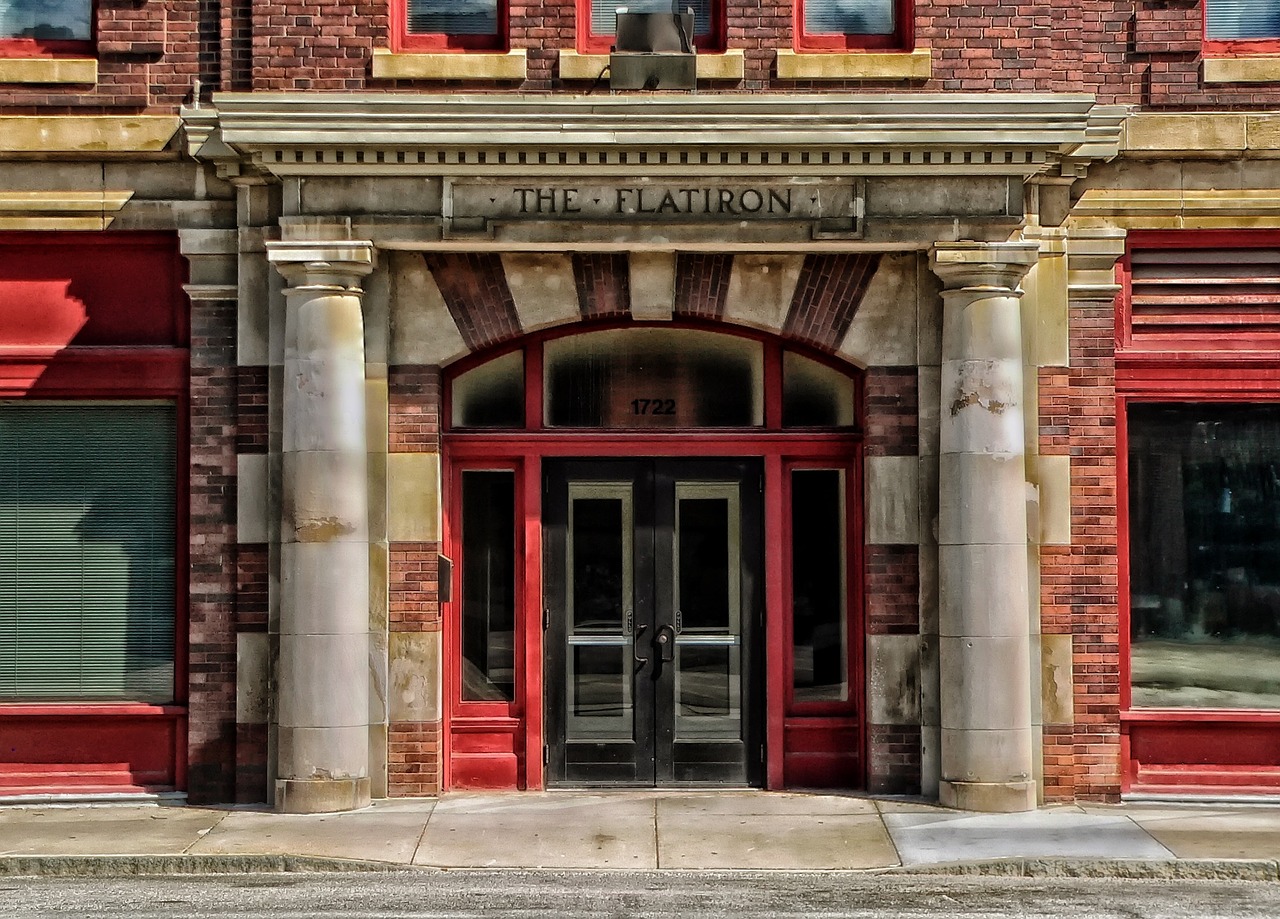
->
(565, 485), (635, 742)
(544, 458), (762, 787)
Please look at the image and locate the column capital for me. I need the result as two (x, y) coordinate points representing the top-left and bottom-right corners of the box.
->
(266, 240), (376, 289)
(930, 241), (1040, 293)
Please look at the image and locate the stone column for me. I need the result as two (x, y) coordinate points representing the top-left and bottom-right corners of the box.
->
(266, 238), (376, 813)
(929, 242), (1040, 813)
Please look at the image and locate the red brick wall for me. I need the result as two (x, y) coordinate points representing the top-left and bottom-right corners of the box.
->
(865, 545), (920, 635)
(1039, 296), (1121, 803)
(388, 722), (441, 796)
(390, 541), (441, 630)
(187, 295), (238, 804)
(389, 365), (441, 453)
(235, 723), (268, 803)
(868, 723), (922, 795)
(864, 367), (919, 457)
(235, 366), (268, 453)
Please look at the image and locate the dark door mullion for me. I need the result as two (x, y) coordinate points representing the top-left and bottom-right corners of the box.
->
(652, 463), (677, 784)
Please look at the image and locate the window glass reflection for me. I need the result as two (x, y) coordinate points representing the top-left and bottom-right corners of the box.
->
(545, 329), (763, 428)
(1129, 404), (1280, 708)
(452, 350), (523, 428)
(461, 471), (515, 701)
(791, 469), (848, 702)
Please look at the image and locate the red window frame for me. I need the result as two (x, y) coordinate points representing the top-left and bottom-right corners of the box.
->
(1118, 229), (1280, 795)
(575, 0), (725, 54)
(0, 0), (95, 59)
(1202, 0), (1280, 57)
(441, 322), (866, 792)
(391, 0), (507, 52)
(796, 0), (913, 52)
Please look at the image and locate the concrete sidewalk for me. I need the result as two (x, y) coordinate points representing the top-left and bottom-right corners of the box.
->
(3, 792), (1280, 876)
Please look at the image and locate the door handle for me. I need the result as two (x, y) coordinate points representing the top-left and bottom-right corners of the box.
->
(654, 623), (677, 663)
(633, 624), (649, 667)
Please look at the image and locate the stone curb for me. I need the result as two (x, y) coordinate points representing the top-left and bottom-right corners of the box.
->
(0, 855), (403, 877)
(889, 858), (1280, 881)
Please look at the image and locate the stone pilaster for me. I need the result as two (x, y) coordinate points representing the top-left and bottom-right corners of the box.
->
(929, 241), (1040, 813)
(266, 236), (376, 813)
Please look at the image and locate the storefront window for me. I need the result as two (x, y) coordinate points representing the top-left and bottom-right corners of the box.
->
(783, 351), (857, 428)
(1128, 403), (1280, 708)
(0, 404), (176, 702)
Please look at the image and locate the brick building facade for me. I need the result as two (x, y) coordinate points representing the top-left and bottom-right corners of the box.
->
(2, 0), (1279, 811)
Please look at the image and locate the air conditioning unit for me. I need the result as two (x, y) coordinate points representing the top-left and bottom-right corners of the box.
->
(609, 8), (696, 91)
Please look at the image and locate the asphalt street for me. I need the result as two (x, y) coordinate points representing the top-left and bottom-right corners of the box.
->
(1, 871), (1278, 919)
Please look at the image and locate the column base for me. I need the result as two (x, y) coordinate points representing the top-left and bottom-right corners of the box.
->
(275, 777), (372, 814)
(939, 779), (1036, 813)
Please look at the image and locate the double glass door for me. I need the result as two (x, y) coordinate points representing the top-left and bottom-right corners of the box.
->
(544, 459), (763, 786)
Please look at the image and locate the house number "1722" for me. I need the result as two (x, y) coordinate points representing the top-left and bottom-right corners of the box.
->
(630, 398), (676, 415)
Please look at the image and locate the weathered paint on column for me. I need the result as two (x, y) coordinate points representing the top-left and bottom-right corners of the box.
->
(267, 239), (376, 813)
(930, 241), (1040, 813)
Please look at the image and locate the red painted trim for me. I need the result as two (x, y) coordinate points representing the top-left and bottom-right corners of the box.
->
(1203, 2), (1280, 55)
(764, 452), (786, 790)
(390, 0), (507, 52)
(0, 704), (184, 717)
(0, 349), (187, 398)
(794, 0), (914, 52)
(575, 0), (725, 53)
(1122, 710), (1280, 724)
(1117, 396), (1132, 720)
(448, 434), (860, 458)
(522, 458), (543, 791)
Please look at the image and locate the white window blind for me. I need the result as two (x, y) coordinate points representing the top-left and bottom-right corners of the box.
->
(591, 1), (713, 38)
(407, 0), (499, 35)
(1206, 0), (1280, 40)
(0, 0), (92, 40)
(0, 405), (176, 702)
(805, 0), (895, 36)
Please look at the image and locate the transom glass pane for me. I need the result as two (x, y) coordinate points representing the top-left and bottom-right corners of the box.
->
(0, 0), (91, 40)
(452, 349), (523, 429)
(461, 471), (516, 702)
(544, 329), (763, 428)
(0, 404), (176, 702)
(1206, 1), (1280, 41)
(407, 0), (499, 35)
(783, 351), (857, 428)
(791, 469), (848, 703)
(1128, 404), (1280, 709)
(591, 0), (712, 38)
(805, 0), (895, 36)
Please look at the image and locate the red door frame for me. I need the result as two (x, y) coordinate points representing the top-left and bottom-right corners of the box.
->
(441, 323), (866, 791)
(1117, 230), (1280, 794)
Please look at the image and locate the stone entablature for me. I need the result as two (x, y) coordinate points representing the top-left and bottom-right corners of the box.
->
(183, 94), (1125, 183)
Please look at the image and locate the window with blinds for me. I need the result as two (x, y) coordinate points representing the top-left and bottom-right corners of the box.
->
(406, 0), (499, 36)
(0, 0), (92, 41)
(1126, 246), (1280, 348)
(589, 0), (713, 39)
(0, 404), (177, 703)
(804, 0), (895, 36)
(1206, 0), (1280, 40)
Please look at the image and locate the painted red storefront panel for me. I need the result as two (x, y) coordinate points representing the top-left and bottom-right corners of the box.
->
(0, 232), (189, 795)
(1118, 230), (1280, 795)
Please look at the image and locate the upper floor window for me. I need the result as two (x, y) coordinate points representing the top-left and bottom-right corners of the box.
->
(580, 0), (722, 53)
(0, 0), (92, 53)
(798, 0), (912, 51)
(1205, 0), (1280, 45)
(396, 0), (505, 51)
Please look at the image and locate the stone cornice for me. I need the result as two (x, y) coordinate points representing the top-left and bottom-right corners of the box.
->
(183, 93), (1126, 180)
(1070, 188), (1280, 230)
